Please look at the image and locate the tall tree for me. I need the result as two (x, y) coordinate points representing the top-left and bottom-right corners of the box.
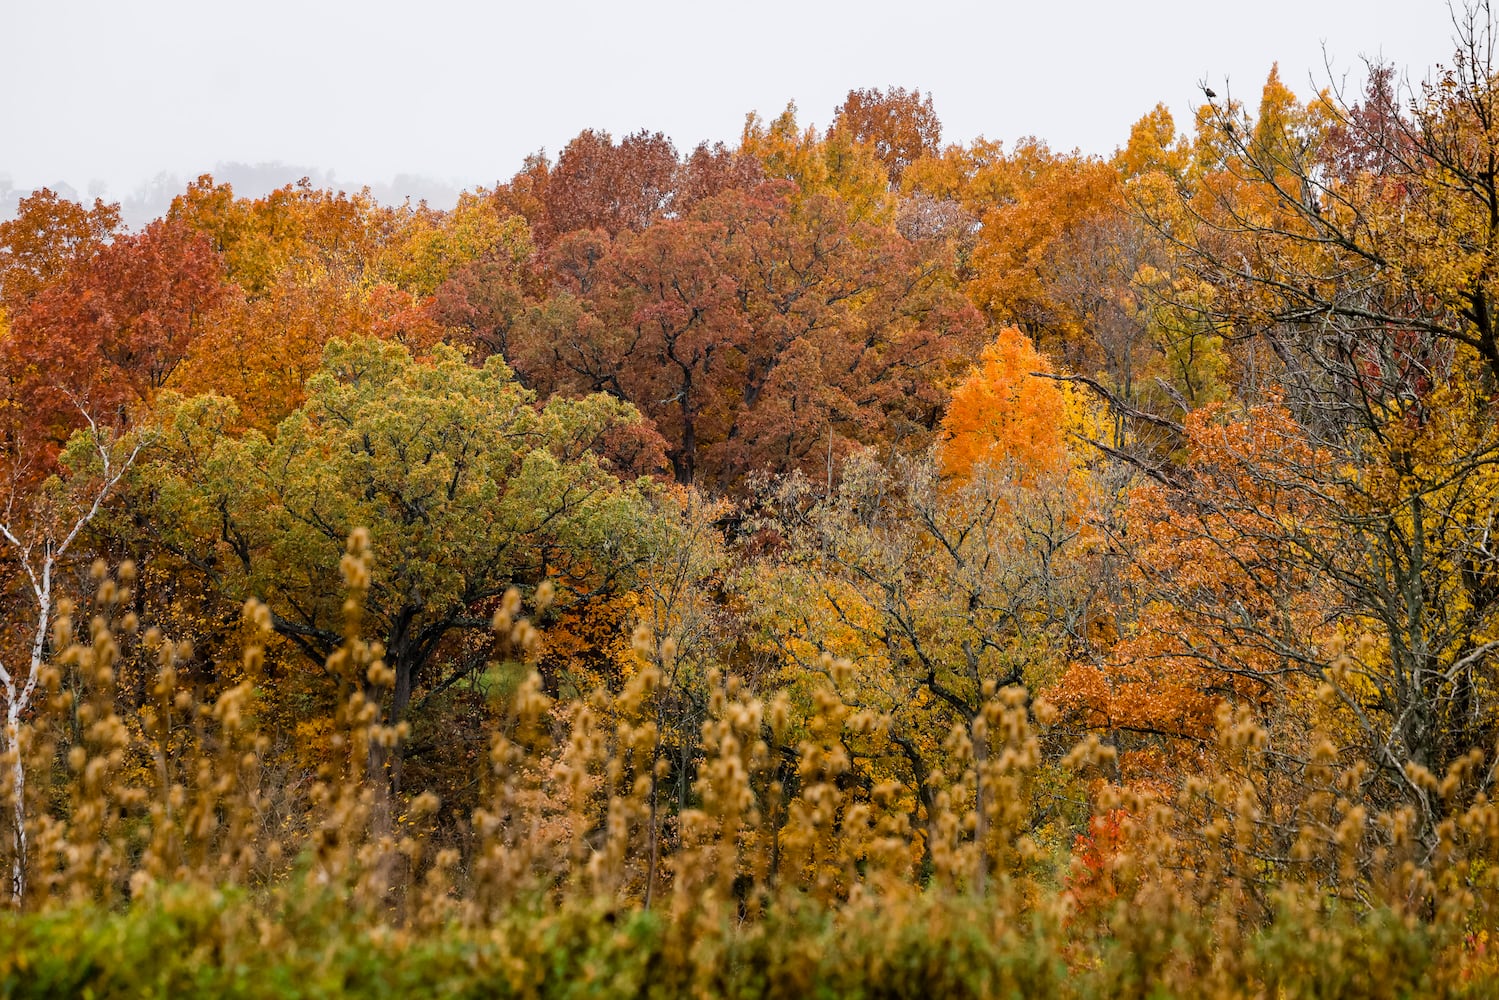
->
(831, 86), (943, 185)
(540, 129), (681, 242)
(0, 189), (121, 310)
(168, 176), (395, 298)
(740, 104), (894, 225)
(0, 218), (228, 470)
(507, 183), (984, 490)
(129, 337), (665, 790)
(1086, 23), (1499, 846)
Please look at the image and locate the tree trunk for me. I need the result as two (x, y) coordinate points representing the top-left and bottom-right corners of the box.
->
(5, 714), (24, 904)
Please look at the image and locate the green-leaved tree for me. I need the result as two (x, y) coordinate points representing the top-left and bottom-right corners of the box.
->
(123, 336), (664, 789)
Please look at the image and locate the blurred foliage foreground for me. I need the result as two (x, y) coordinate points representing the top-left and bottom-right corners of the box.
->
(1, 537), (1497, 999)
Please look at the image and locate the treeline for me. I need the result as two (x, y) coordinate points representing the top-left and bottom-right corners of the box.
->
(4, 7), (1499, 995)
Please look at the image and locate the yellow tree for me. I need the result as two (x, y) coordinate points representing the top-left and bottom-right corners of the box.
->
(169, 176), (396, 296)
(375, 191), (532, 298)
(1111, 104), (1234, 440)
(740, 104), (893, 225)
(1113, 103), (1191, 183)
(741, 448), (1101, 873)
(1090, 16), (1499, 848)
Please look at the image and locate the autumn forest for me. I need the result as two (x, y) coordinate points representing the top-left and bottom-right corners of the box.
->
(5, 8), (1499, 997)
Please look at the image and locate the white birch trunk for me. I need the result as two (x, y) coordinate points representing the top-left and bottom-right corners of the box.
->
(0, 418), (140, 905)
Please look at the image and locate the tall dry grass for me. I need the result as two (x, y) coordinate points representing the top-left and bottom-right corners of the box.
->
(2, 531), (1498, 997)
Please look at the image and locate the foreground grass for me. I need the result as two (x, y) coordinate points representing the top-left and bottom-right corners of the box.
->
(6, 564), (1497, 998)
(0, 883), (1487, 1000)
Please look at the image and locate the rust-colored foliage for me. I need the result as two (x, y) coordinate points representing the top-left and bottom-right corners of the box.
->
(14, 19), (1499, 990)
(507, 182), (984, 489)
(0, 189), (121, 309)
(539, 129), (681, 243)
(831, 86), (943, 185)
(1, 217), (227, 468)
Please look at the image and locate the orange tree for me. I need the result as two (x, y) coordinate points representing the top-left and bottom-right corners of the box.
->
(0, 188), (120, 310)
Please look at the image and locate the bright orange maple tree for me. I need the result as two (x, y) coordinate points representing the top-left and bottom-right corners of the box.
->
(939, 327), (1066, 480)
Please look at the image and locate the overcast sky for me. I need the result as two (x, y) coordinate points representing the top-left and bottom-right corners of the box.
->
(0, 0), (1462, 221)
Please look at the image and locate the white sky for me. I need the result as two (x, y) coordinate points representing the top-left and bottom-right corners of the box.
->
(0, 0), (1462, 214)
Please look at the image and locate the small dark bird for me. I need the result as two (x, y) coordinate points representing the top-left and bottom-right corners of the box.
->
(1204, 87), (1218, 99)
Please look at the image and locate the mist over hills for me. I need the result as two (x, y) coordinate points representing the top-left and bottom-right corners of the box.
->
(0, 162), (467, 228)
